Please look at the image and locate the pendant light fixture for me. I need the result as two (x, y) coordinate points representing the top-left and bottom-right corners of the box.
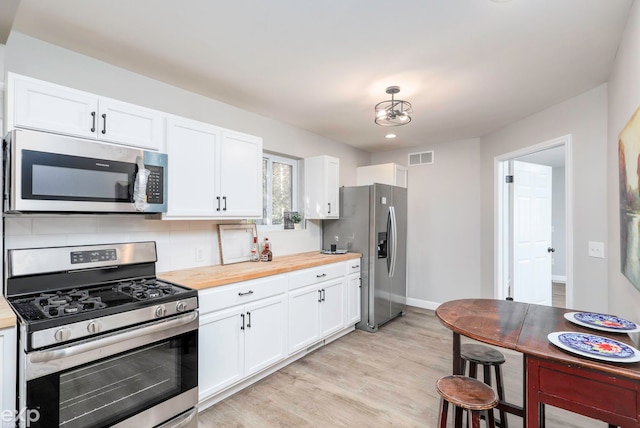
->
(375, 86), (412, 127)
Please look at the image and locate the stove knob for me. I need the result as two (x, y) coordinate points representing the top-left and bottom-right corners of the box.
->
(87, 321), (101, 334)
(155, 305), (166, 318)
(176, 301), (188, 312)
(54, 327), (71, 343)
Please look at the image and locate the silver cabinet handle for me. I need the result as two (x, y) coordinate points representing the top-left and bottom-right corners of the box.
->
(316, 273), (326, 278)
(327, 203), (331, 214)
(318, 290), (322, 302)
(321, 289), (326, 302)
(351, 265), (360, 269)
(238, 290), (254, 296)
(240, 313), (245, 330)
(216, 196), (221, 211)
(223, 196), (227, 211)
(90, 111), (96, 132)
(246, 311), (251, 328)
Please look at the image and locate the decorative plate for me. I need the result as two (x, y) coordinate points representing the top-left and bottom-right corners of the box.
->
(548, 331), (640, 363)
(564, 312), (640, 333)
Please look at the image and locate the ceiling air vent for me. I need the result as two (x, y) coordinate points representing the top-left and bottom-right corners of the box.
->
(408, 150), (434, 166)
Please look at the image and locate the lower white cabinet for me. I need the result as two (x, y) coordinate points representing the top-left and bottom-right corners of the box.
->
(0, 326), (16, 428)
(347, 272), (361, 326)
(197, 259), (359, 405)
(198, 276), (288, 400)
(289, 277), (345, 354)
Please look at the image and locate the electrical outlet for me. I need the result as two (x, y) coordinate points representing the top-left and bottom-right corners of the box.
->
(588, 241), (605, 259)
(195, 247), (205, 262)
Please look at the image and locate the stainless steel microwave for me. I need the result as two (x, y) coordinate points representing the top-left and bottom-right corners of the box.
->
(3, 129), (168, 213)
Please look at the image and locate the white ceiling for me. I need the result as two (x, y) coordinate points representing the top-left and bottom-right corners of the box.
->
(5, 0), (634, 153)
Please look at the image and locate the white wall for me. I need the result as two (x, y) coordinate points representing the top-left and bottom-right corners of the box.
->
(3, 32), (370, 273)
(607, 1), (640, 319)
(479, 85), (608, 312)
(371, 139), (481, 309)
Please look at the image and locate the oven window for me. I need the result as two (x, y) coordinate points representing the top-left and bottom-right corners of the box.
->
(27, 331), (197, 428)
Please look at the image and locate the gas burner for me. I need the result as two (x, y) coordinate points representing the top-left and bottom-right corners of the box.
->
(34, 290), (107, 318)
(117, 280), (176, 301)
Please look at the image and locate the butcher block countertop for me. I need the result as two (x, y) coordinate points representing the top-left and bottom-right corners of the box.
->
(159, 251), (361, 291)
(0, 297), (16, 329)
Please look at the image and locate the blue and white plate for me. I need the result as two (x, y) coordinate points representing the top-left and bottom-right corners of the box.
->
(564, 312), (640, 333)
(548, 331), (640, 363)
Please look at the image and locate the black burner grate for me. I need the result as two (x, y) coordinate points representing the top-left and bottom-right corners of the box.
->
(34, 290), (107, 318)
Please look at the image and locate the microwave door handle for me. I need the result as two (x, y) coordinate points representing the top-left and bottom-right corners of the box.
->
(132, 156), (150, 211)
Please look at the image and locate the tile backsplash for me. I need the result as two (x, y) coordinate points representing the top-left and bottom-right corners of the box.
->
(4, 216), (321, 273)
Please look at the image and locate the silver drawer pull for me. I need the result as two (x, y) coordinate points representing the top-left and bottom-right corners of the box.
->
(238, 290), (254, 296)
(351, 265), (360, 269)
(316, 273), (327, 278)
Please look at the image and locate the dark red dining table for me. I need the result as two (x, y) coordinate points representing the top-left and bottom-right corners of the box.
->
(436, 299), (640, 428)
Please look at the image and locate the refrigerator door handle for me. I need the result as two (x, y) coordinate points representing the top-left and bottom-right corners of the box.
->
(389, 206), (398, 278)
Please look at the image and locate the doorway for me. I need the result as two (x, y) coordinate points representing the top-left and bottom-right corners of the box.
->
(495, 135), (573, 308)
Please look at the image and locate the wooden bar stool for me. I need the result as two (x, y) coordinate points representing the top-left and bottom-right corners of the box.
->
(461, 343), (508, 428)
(436, 375), (498, 428)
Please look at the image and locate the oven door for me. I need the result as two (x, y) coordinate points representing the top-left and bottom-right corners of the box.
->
(20, 312), (198, 428)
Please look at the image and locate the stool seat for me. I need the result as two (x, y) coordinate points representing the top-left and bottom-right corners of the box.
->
(436, 375), (498, 428)
(436, 375), (499, 410)
(461, 343), (506, 365)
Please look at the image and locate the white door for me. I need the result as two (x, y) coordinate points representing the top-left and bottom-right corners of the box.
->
(320, 278), (345, 337)
(244, 295), (287, 376)
(512, 161), (553, 305)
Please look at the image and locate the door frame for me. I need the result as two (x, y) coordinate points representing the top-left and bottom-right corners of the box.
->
(494, 135), (574, 307)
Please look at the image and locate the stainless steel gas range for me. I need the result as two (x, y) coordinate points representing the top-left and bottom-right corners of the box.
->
(5, 241), (198, 428)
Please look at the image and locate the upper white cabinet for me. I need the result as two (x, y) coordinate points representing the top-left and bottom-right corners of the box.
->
(304, 155), (339, 219)
(357, 162), (408, 188)
(164, 116), (263, 219)
(7, 73), (163, 150)
(218, 130), (263, 217)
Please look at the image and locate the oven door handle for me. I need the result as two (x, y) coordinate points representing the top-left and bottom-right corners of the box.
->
(27, 311), (198, 380)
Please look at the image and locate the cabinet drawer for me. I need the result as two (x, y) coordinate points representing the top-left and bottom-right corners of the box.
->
(199, 274), (288, 313)
(346, 259), (362, 275)
(289, 262), (345, 290)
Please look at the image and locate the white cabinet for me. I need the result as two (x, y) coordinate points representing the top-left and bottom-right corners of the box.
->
(198, 276), (288, 400)
(165, 117), (219, 217)
(8, 73), (163, 150)
(346, 261), (362, 326)
(218, 130), (263, 217)
(304, 155), (340, 219)
(0, 326), (16, 428)
(289, 263), (346, 353)
(164, 117), (263, 219)
(357, 163), (408, 188)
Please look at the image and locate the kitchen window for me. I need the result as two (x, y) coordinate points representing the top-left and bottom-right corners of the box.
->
(258, 153), (299, 228)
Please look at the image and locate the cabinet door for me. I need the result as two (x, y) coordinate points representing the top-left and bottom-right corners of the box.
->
(289, 285), (322, 354)
(198, 306), (245, 400)
(325, 156), (340, 218)
(0, 327), (16, 426)
(304, 155), (340, 219)
(97, 99), (163, 150)
(12, 76), (98, 139)
(218, 131), (263, 217)
(347, 273), (361, 325)
(320, 278), (345, 337)
(244, 294), (287, 376)
(164, 118), (220, 217)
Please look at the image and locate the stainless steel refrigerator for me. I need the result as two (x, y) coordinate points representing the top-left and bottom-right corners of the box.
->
(322, 184), (407, 332)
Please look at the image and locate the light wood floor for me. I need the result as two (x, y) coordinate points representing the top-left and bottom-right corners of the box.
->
(198, 307), (605, 427)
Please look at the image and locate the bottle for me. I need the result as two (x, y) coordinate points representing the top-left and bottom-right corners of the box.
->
(261, 237), (273, 262)
(250, 236), (259, 262)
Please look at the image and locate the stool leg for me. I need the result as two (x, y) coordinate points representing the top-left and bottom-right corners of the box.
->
(468, 362), (478, 379)
(486, 408), (496, 428)
(483, 364), (492, 387)
(438, 398), (448, 428)
(470, 410), (481, 428)
(455, 405), (464, 428)
(494, 365), (508, 428)
(539, 402), (545, 428)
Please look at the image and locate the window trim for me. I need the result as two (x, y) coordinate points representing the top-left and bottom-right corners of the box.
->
(260, 153), (299, 230)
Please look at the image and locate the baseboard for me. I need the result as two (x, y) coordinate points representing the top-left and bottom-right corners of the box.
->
(552, 275), (567, 283)
(406, 297), (440, 311)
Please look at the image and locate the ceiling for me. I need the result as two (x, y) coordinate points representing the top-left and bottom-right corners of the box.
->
(3, 0), (634, 153)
